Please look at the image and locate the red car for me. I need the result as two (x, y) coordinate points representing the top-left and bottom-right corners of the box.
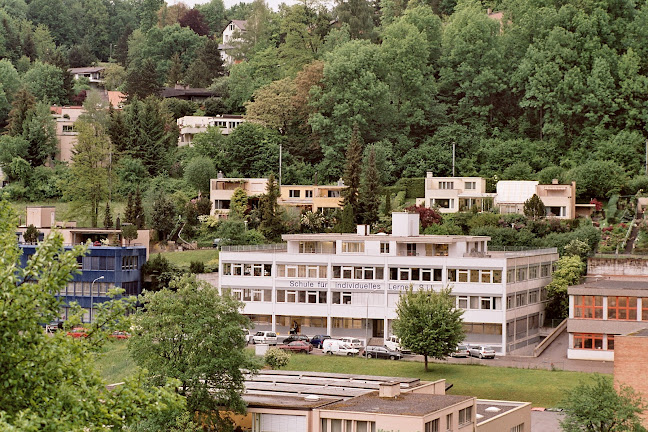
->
(66, 328), (89, 338)
(109, 331), (131, 339)
(278, 340), (313, 354)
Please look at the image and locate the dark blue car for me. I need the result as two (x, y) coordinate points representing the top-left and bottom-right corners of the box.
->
(310, 334), (331, 349)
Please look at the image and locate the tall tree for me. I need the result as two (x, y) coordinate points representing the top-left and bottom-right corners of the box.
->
(133, 186), (145, 230)
(22, 102), (57, 167)
(7, 88), (35, 137)
(340, 124), (363, 227)
(129, 275), (257, 430)
(124, 58), (162, 101)
(63, 120), (110, 227)
(393, 286), (464, 372)
(184, 38), (225, 88)
(0, 198), (182, 430)
(104, 201), (113, 229)
(24, 60), (68, 105)
(179, 8), (210, 36)
(523, 194), (546, 219)
(358, 145), (381, 225)
(560, 375), (646, 432)
(259, 173), (283, 241)
(151, 192), (175, 240)
(335, 0), (376, 40)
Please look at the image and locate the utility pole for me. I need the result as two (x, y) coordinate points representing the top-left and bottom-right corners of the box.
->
(452, 142), (456, 177)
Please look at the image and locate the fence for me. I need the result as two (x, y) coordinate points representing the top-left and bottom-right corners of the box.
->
(220, 243), (287, 253)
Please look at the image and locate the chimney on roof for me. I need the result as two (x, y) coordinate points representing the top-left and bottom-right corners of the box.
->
(552, 178), (559, 184)
(356, 225), (369, 236)
(337, 178), (345, 187)
(217, 171), (224, 179)
(379, 382), (401, 398)
(427, 171), (433, 179)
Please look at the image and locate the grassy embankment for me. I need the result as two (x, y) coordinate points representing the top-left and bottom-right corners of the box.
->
(97, 341), (595, 408)
(157, 249), (219, 270)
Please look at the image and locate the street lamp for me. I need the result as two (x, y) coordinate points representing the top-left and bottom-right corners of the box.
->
(90, 276), (104, 323)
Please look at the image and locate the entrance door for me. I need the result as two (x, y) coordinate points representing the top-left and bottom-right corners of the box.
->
(372, 319), (384, 338)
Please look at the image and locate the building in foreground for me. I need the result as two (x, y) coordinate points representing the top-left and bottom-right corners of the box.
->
(16, 206), (148, 322)
(219, 212), (558, 354)
(231, 370), (530, 432)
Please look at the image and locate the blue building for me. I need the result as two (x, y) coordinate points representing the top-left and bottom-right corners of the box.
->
(17, 206), (148, 323)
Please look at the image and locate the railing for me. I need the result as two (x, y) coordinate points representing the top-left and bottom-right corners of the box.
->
(533, 319), (567, 357)
(220, 243), (287, 252)
(488, 246), (557, 256)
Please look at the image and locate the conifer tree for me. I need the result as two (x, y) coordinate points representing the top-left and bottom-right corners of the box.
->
(134, 186), (145, 229)
(124, 192), (135, 224)
(359, 145), (381, 225)
(340, 124), (363, 229)
(125, 58), (162, 100)
(104, 202), (113, 229)
(7, 88), (35, 137)
(259, 174), (283, 241)
(384, 192), (392, 216)
(523, 194), (546, 219)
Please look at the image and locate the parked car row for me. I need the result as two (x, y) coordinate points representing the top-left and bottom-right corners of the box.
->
(450, 344), (496, 359)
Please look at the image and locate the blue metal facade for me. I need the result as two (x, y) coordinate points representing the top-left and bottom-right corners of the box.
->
(19, 244), (146, 318)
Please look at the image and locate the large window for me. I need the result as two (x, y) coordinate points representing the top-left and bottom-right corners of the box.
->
(439, 181), (454, 189)
(380, 242), (390, 254)
(341, 242), (364, 253)
(573, 333), (603, 350)
(83, 256), (116, 271)
(332, 292), (352, 304)
(333, 266), (383, 280)
(121, 255), (138, 270)
(390, 267), (442, 282)
(223, 263), (272, 276)
(289, 189), (301, 198)
(277, 264), (324, 278)
(465, 181), (476, 190)
(458, 406), (472, 425)
(608, 296), (637, 320)
(573, 295), (603, 319)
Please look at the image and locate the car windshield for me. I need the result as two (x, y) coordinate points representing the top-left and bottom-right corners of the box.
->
(458, 345), (467, 350)
(483, 346), (493, 351)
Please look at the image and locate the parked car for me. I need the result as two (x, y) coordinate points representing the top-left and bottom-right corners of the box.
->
(66, 327), (89, 338)
(322, 339), (360, 356)
(384, 335), (411, 354)
(450, 344), (470, 358)
(278, 340), (313, 354)
(282, 334), (310, 344)
(310, 334), (331, 348)
(339, 337), (363, 349)
(468, 345), (496, 359)
(362, 345), (402, 360)
(252, 331), (278, 345)
(109, 331), (131, 339)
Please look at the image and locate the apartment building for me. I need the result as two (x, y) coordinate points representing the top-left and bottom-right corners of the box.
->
(424, 172), (495, 213)
(279, 183), (344, 213)
(210, 175), (268, 217)
(219, 212), (558, 354)
(177, 115), (245, 145)
(495, 180), (577, 218)
(16, 206), (148, 323)
(232, 370), (530, 432)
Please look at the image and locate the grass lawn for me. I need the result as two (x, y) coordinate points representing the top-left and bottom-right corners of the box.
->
(157, 249), (219, 268)
(95, 340), (139, 384)
(97, 341), (594, 408)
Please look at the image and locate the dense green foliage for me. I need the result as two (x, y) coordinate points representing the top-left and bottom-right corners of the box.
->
(0, 199), (182, 430)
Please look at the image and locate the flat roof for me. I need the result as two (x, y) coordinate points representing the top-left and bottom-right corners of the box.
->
(569, 279), (648, 293)
(623, 328), (648, 337)
(244, 393), (341, 409)
(323, 392), (472, 416)
(476, 400), (528, 423)
(282, 234), (490, 243)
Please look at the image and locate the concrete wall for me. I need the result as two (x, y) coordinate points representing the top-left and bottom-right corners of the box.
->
(588, 258), (648, 276)
(476, 401), (531, 432)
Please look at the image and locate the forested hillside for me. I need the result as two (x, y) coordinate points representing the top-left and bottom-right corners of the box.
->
(1, 0), (648, 204)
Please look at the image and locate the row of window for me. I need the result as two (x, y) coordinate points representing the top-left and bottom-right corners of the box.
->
(452, 295), (502, 310)
(573, 295), (648, 320)
(506, 263), (553, 283)
(506, 289), (547, 309)
(320, 419), (375, 432)
(447, 269), (502, 284)
(288, 189), (314, 198)
(81, 255), (137, 271)
(58, 281), (111, 297)
(223, 263), (273, 277)
(573, 333), (614, 350)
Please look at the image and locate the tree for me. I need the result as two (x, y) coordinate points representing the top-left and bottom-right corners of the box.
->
(7, 88), (35, 137)
(129, 275), (258, 429)
(133, 186), (145, 230)
(230, 187), (248, 219)
(22, 102), (57, 166)
(335, 0), (376, 40)
(124, 58), (162, 100)
(259, 174), (283, 241)
(151, 192), (176, 241)
(393, 286), (464, 372)
(184, 157), (217, 193)
(359, 145), (381, 225)
(104, 201), (113, 228)
(23, 224), (40, 244)
(0, 198), (182, 430)
(178, 8), (210, 36)
(184, 39), (225, 88)
(63, 120), (110, 227)
(545, 255), (586, 320)
(23, 61), (68, 105)
(121, 223), (138, 245)
(404, 205), (442, 229)
(560, 375), (647, 432)
(340, 124), (363, 227)
(523, 194), (546, 219)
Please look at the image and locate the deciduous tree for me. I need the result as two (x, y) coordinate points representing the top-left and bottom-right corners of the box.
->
(129, 275), (258, 429)
(393, 286), (464, 372)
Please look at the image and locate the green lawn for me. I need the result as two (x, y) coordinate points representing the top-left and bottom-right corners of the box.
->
(283, 355), (595, 408)
(95, 339), (138, 384)
(158, 249), (219, 268)
(97, 341), (594, 408)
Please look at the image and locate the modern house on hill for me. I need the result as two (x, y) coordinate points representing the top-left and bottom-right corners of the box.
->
(177, 115), (245, 145)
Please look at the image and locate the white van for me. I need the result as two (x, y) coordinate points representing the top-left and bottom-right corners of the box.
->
(323, 339), (359, 356)
(339, 337), (363, 349)
(384, 335), (411, 354)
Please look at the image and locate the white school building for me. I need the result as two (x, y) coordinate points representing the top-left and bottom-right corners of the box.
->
(218, 213), (558, 354)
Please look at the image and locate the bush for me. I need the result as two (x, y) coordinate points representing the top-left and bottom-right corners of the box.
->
(264, 347), (290, 370)
(394, 177), (425, 198)
(189, 261), (205, 274)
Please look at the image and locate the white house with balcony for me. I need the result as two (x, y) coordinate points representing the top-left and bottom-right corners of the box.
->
(218, 212), (558, 354)
(424, 172), (495, 213)
(177, 115), (245, 145)
(219, 20), (247, 64)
